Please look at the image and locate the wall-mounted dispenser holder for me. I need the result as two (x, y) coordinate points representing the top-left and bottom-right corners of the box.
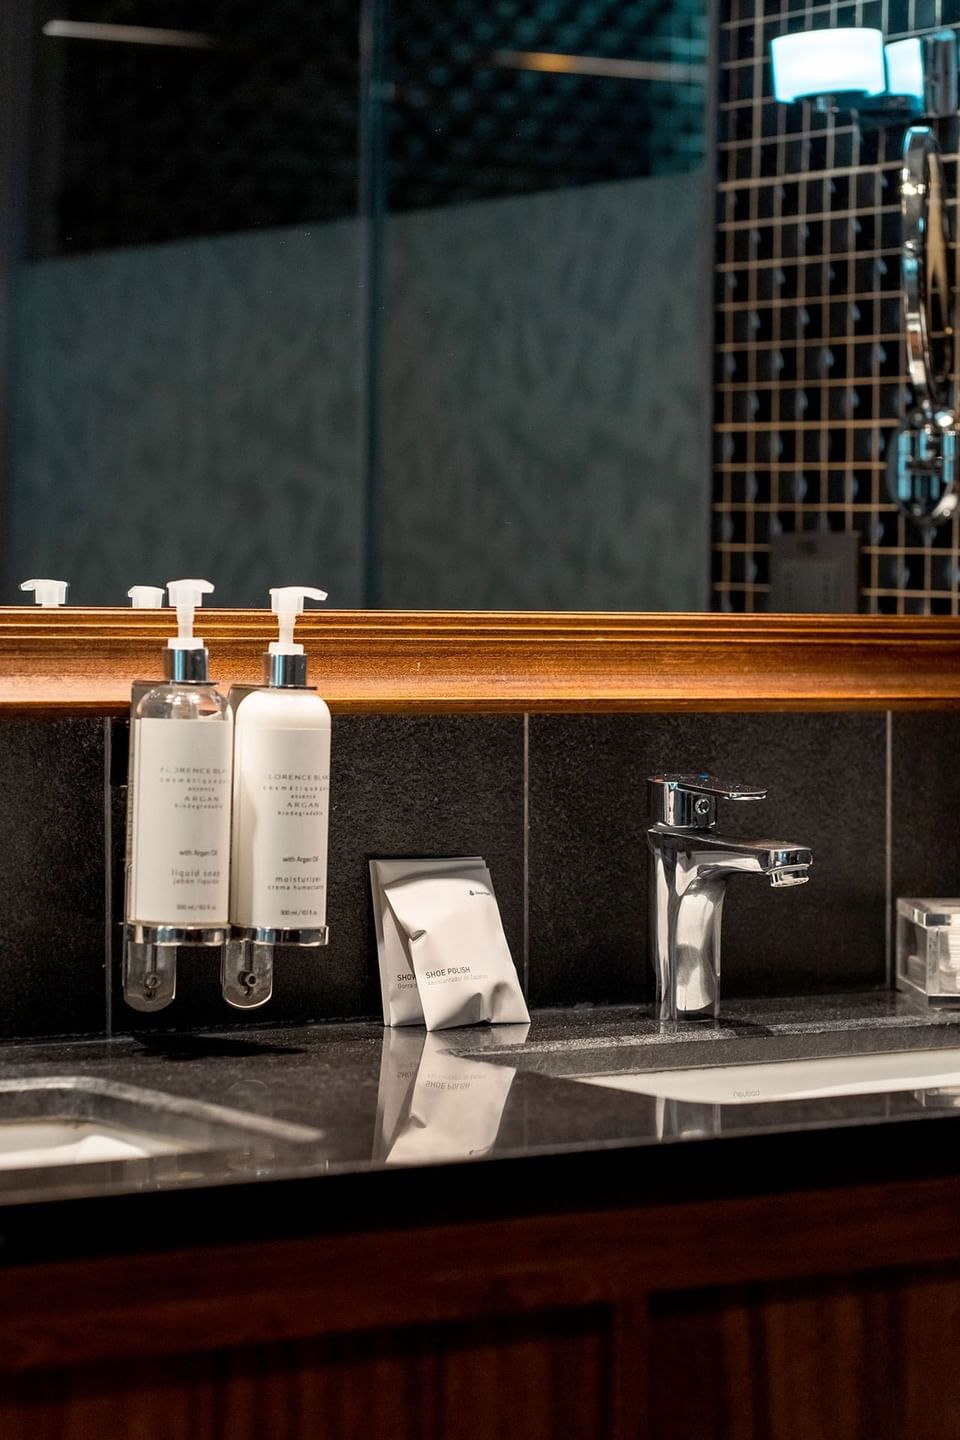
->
(772, 28), (960, 526)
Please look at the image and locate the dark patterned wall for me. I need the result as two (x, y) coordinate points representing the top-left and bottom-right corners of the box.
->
(712, 0), (960, 615)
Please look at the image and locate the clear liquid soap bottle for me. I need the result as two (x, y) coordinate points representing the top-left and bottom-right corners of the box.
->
(123, 578), (233, 1010)
(225, 586), (331, 1009)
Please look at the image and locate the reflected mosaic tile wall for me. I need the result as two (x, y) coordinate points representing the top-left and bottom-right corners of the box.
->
(712, 0), (960, 614)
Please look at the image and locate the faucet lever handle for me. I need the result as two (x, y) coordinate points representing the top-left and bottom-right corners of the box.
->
(648, 773), (767, 829)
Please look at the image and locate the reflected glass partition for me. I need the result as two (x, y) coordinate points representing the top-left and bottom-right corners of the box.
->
(379, 0), (709, 609)
(7, 0), (367, 605)
(2, 0), (709, 607)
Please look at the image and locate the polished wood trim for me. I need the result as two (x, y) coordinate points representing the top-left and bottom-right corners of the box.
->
(1, 608), (960, 714)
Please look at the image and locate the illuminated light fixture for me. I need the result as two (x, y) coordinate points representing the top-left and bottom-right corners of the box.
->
(42, 21), (216, 49)
(491, 50), (707, 84)
(770, 28), (885, 105)
(884, 38), (925, 110)
(771, 26), (957, 116)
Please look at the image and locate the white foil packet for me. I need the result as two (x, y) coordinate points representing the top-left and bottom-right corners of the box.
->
(382, 866), (529, 1031)
(370, 857), (484, 1025)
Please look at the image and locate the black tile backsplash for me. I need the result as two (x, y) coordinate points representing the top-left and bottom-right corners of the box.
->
(0, 718), (106, 1040)
(527, 713), (887, 1007)
(891, 713), (960, 903)
(2, 708), (956, 1040)
(527, 716), (650, 1008)
(113, 715), (525, 1035)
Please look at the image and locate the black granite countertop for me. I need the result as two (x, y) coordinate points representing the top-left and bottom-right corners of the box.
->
(2, 991), (960, 1264)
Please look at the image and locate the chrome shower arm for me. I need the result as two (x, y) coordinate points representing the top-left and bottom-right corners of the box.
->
(885, 122), (960, 526)
(901, 124), (952, 418)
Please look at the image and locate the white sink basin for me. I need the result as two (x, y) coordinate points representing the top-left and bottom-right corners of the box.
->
(0, 1121), (184, 1171)
(0, 1076), (325, 1183)
(578, 1046), (960, 1104)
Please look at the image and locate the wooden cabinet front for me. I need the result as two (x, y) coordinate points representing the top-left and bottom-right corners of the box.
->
(3, 1173), (960, 1438)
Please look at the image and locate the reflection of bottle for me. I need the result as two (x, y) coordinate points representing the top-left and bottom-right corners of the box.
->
(124, 579), (233, 1010)
(19, 578), (68, 607)
(225, 586), (331, 1009)
(128, 584), (164, 610)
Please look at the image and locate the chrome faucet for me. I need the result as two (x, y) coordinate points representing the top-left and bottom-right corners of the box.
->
(647, 774), (812, 1024)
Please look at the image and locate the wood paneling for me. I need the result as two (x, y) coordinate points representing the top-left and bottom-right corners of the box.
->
(4, 1174), (960, 1437)
(1, 608), (960, 714)
(3, 1173), (960, 1374)
(650, 1268), (960, 1440)
(2, 1310), (623, 1440)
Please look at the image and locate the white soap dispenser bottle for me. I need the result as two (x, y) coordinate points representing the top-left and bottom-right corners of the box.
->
(123, 578), (233, 1010)
(225, 586), (331, 1008)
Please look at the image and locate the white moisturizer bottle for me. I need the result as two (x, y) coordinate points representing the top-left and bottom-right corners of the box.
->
(123, 578), (233, 1011)
(225, 585), (331, 1009)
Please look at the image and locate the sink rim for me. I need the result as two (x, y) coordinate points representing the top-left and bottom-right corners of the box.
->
(0, 1075), (326, 1147)
(575, 1044), (960, 1104)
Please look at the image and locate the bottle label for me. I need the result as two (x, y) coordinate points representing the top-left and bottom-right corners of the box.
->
(232, 726), (330, 930)
(130, 719), (232, 926)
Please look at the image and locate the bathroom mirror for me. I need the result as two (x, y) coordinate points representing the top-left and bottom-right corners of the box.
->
(0, 0), (712, 610)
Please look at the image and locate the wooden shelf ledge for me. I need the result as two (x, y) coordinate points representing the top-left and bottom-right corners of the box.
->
(0, 609), (958, 714)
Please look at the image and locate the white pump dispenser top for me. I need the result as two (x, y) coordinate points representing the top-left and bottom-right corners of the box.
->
(128, 585), (165, 609)
(20, 578), (68, 607)
(268, 586), (328, 656)
(166, 578), (214, 651)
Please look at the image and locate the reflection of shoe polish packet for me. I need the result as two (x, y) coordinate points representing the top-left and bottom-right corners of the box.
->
(370, 857), (485, 1026)
(381, 1033), (518, 1165)
(383, 866), (529, 1031)
(373, 1029), (428, 1160)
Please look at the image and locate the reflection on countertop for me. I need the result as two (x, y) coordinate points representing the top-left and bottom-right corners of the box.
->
(1, 991), (960, 1258)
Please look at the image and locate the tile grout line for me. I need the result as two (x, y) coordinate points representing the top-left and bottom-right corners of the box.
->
(885, 709), (893, 989)
(522, 712), (530, 997)
(102, 717), (114, 1037)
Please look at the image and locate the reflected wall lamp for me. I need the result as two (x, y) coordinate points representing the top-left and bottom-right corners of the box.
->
(772, 28), (960, 525)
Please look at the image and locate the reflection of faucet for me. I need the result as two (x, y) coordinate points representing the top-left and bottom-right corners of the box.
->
(647, 775), (812, 1024)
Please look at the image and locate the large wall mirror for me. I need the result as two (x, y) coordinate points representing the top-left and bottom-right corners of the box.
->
(0, 0), (711, 609)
